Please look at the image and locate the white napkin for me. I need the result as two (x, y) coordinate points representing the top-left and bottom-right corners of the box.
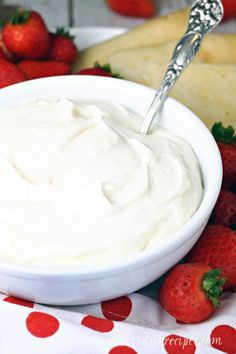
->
(0, 290), (235, 354)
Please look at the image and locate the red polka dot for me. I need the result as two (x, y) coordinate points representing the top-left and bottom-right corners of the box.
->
(4, 296), (34, 308)
(101, 296), (132, 321)
(81, 315), (114, 332)
(26, 311), (60, 338)
(109, 345), (138, 354)
(164, 334), (196, 354)
(211, 325), (236, 354)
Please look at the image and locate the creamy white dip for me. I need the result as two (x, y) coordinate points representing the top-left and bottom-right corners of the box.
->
(0, 99), (202, 266)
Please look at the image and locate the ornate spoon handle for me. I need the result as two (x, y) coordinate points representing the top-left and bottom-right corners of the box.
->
(140, 0), (224, 135)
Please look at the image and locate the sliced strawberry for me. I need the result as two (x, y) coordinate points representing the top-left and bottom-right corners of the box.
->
(18, 60), (70, 80)
(187, 225), (236, 290)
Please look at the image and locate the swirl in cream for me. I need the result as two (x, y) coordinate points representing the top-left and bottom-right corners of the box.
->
(0, 99), (203, 266)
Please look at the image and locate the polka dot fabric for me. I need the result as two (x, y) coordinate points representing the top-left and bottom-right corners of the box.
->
(0, 292), (235, 353)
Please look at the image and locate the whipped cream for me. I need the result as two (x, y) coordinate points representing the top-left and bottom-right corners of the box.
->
(0, 99), (203, 266)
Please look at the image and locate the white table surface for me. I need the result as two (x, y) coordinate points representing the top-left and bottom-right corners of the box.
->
(3, 0), (236, 31)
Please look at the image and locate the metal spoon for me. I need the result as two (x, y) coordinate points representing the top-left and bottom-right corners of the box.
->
(140, 0), (224, 135)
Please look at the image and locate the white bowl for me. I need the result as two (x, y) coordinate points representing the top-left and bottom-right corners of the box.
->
(0, 76), (222, 305)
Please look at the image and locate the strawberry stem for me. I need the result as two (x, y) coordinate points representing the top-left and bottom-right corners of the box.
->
(94, 61), (123, 79)
(202, 268), (225, 307)
(212, 122), (236, 145)
(10, 10), (31, 25)
(55, 27), (74, 40)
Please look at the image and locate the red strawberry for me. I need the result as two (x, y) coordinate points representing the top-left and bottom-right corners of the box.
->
(0, 33), (18, 62)
(2, 10), (49, 59)
(211, 189), (236, 228)
(106, 0), (155, 18)
(187, 225), (236, 290)
(18, 60), (70, 80)
(77, 62), (122, 78)
(78, 67), (112, 77)
(218, 143), (236, 191)
(0, 59), (25, 88)
(0, 48), (6, 60)
(160, 263), (224, 324)
(49, 28), (78, 65)
(212, 122), (236, 191)
(222, 0), (236, 21)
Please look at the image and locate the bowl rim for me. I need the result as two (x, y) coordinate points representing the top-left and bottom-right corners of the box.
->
(0, 76), (222, 278)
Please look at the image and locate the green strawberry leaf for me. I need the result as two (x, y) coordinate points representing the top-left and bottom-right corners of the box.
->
(212, 122), (236, 144)
(55, 27), (75, 40)
(11, 10), (31, 25)
(202, 268), (225, 307)
(94, 61), (123, 79)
